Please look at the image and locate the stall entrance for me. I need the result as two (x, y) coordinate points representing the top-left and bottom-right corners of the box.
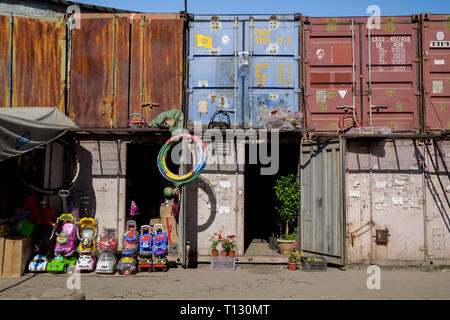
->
(126, 143), (167, 228)
(243, 142), (300, 259)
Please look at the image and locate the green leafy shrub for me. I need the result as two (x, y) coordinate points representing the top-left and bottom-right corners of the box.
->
(274, 173), (300, 239)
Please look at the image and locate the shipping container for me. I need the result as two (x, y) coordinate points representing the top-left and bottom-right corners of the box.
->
(68, 13), (183, 128)
(346, 138), (450, 265)
(0, 14), (66, 111)
(303, 16), (421, 132)
(187, 14), (301, 128)
(421, 14), (450, 131)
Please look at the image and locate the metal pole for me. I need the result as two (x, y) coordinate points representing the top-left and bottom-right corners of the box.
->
(367, 25), (373, 129)
(248, 16), (254, 128)
(351, 20), (356, 122)
(233, 17), (238, 128)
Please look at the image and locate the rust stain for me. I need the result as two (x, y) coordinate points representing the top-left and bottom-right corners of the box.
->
(69, 16), (114, 127)
(0, 15), (10, 108)
(12, 16), (66, 111)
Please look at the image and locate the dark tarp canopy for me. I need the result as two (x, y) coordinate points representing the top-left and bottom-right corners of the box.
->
(0, 107), (76, 161)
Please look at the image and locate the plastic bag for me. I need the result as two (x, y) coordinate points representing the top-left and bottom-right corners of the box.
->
(257, 107), (303, 130)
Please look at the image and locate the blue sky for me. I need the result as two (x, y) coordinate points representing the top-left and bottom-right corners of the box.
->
(76, 0), (450, 15)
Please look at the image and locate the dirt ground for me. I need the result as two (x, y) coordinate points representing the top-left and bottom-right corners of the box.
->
(0, 264), (449, 300)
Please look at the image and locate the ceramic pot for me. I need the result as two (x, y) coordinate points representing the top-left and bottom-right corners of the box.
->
(277, 239), (295, 254)
(211, 249), (218, 257)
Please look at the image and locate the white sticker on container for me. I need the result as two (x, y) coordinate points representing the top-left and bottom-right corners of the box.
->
(316, 90), (327, 103)
(219, 180), (231, 188)
(218, 206), (230, 214)
(376, 180), (386, 189)
(197, 100), (208, 114)
(375, 195), (385, 203)
(433, 81), (444, 94)
(392, 196), (403, 205)
(338, 90), (347, 99)
(434, 59), (445, 65)
(437, 31), (445, 41)
(222, 35), (229, 44)
(198, 80), (208, 87)
(393, 178), (406, 186)
(349, 190), (360, 198)
(316, 48), (325, 59)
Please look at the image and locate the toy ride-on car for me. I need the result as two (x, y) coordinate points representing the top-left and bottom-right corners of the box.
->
(28, 255), (49, 273)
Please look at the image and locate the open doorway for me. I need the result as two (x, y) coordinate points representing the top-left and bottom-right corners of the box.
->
(126, 143), (168, 228)
(243, 142), (300, 257)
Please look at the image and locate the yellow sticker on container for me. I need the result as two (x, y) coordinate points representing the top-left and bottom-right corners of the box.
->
(321, 103), (328, 112)
(397, 102), (404, 112)
(439, 103), (446, 112)
(327, 91), (338, 98)
(386, 89), (396, 98)
(384, 23), (395, 32)
(327, 24), (337, 32)
(195, 34), (213, 49)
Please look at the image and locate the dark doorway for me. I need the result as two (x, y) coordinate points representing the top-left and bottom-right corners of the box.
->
(126, 143), (170, 229)
(243, 142), (300, 255)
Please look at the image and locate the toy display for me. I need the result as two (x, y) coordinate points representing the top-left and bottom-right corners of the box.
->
(47, 190), (78, 274)
(117, 220), (139, 275)
(137, 225), (153, 272)
(152, 223), (169, 272)
(75, 217), (98, 271)
(96, 228), (118, 274)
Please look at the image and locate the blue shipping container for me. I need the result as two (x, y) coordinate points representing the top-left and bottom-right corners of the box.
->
(187, 14), (301, 128)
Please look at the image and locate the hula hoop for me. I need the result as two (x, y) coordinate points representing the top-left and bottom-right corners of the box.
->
(157, 134), (207, 184)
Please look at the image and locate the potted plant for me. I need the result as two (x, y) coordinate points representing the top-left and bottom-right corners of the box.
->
(287, 252), (299, 271)
(210, 233), (222, 257)
(226, 235), (236, 258)
(274, 173), (300, 254)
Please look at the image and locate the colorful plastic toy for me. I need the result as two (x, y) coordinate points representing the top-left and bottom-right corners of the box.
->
(28, 255), (48, 272)
(117, 220), (139, 275)
(96, 228), (118, 274)
(47, 190), (78, 274)
(152, 224), (168, 272)
(137, 225), (153, 272)
(75, 217), (98, 272)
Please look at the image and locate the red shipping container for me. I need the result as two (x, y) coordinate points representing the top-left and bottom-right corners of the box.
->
(421, 14), (450, 132)
(302, 15), (421, 132)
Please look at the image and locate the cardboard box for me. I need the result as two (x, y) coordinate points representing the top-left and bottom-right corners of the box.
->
(0, 237), (5, 276)
(159, 205), (173, 218)
(2, 236), (32, 277)
(150, 216), (179, 246)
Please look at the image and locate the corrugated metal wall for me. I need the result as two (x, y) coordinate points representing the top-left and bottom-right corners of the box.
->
(303, 16), (421, 132)
(346, 139), (450, 265)
(421, 14), (450, 131)
(187, 15), (301, 128)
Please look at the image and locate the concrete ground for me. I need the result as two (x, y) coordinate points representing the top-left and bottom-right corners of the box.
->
(0, 264), (449, 300)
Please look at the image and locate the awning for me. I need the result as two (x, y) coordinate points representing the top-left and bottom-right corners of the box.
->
(0, 107), (76, 161)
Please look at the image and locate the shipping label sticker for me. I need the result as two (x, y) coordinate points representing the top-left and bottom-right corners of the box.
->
(375, 195), (385, 203)
(198, 80), (208, 87)
(434, 59), (445, 65)
(437, 31), (445, 41)
(433, 81), (444, 94)
(219, 180), (231, 188)
(197, 100), (209, 114)
(218, 206), (230, 214)
(327, 91), (338, 98)
(316, 48), (325, 59)
(316, 90), (327, 103)
(392, 196), (403, 205)
(349, 190), (360, 198)
(375, 180), (386, 189)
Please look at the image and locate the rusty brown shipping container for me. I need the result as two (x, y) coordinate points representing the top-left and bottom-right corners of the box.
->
(302, 16), (421, 132)
(421, 14), (450, 132)
(0, 15), (66, 111)
(68, 13), (183, 128)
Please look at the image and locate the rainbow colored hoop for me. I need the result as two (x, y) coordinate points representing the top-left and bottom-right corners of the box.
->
(157, 134), (207, 184)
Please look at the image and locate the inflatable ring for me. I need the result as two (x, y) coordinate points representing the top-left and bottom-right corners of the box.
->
(157, 134), (207, 184)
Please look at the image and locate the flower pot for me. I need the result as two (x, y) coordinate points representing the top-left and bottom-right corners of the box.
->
(277, 239), (295, 254)
(228, 251), (235, 258)
(287, 262), (298, 271)
(220, 251), (228, 257)
(211, 249), (218, 257)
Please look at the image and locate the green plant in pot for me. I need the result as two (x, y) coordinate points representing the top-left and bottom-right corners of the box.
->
(210, 233), (222, 257)
(274, 173), (300, 254)
(287, 252), (299, 271)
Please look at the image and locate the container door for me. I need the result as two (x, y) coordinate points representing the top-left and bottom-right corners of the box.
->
(299, 139), (345, 265)
(188, 15), (301, 128)
(243, 15), (301, 127)
(188, 16), (244, 127)
(422, 14), (450, 131)
(303, 18), (362, 131)
(361, 16), (421, 131)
